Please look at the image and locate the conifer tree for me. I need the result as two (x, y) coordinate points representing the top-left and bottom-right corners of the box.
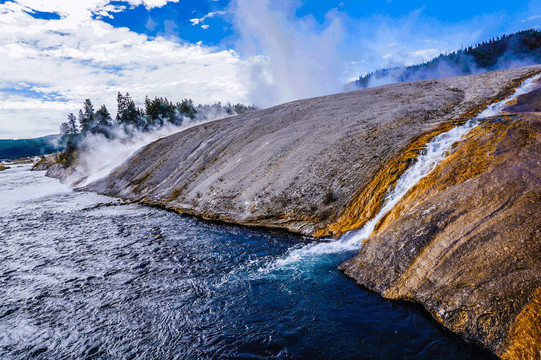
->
(80, 99), (95, 133)
(93, 104), (114, 138)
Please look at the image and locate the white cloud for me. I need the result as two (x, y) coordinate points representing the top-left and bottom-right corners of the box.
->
(124, 0), (179, 10)
(0, 1), (252, 138)
(1, 0), (536, 138)
(411, 48), (439, 57)
(93, 4), (127, 19)
(521, 14), (541, 22)
(5, 0), (179, 21)
(189, 11), (226, 29)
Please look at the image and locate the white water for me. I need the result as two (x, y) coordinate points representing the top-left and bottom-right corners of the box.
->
(275, 73), (541, 266)
(0, 164), (71, 213)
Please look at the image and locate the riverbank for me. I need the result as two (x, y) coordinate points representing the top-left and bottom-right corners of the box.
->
(83, 67), (540, 238)
(44, 65), (541, 358)
(339, 114), (541, 359)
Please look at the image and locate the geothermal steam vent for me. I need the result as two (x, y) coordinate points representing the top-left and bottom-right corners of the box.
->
(54, 65), (541, 359)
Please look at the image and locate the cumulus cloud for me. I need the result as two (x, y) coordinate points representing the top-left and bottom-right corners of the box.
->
(0, 0), (250, 138)
(2, 0), (539, 138)
(124, 0), (180, 10)
(93, 4), (127, 19)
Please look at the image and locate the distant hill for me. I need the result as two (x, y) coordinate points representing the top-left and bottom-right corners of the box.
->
(353, 29), (541, 88)
(0, 134), (63, 159)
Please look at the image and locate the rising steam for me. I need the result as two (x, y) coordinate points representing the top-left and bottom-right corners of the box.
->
(63, 109), (237, 188)
(232, 0), (346, 106)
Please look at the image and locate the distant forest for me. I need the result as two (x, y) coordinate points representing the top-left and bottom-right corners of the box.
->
(0, 135), (63, 160)
(354, 29), (541, 88)
(1, 94), (255, 161)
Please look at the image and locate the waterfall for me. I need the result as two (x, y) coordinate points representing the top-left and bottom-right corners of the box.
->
(275, 73), (541, 266)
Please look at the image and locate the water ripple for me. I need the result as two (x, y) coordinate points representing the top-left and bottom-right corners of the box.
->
(0, 167), (492, 359)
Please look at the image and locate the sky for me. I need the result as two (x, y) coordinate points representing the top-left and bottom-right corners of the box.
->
(0, 0), (540, 138)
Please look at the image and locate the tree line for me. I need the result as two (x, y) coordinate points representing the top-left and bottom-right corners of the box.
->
(58, 92), (255, 166)
(354, 29), (541, 88)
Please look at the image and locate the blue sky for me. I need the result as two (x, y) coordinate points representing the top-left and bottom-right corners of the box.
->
(0, 0), (540, 138)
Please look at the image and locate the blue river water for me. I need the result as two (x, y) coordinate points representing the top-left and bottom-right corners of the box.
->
(0, 165), (494, 359)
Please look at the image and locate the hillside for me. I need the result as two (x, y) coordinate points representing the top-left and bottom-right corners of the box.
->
(340, 113), (541, 359)
(79, 67), (538, 238)
(354, 29), (541, 88)
(43, 65), (541, 359)
(0, 134), (63, 159)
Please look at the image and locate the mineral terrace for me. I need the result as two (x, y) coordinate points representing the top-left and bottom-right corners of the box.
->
(46, 65), (541, 358)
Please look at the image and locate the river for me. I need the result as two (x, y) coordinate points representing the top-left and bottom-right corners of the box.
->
(0, 165), (492, 359)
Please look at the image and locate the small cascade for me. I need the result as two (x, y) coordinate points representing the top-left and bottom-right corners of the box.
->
(275, 73), (541, 267)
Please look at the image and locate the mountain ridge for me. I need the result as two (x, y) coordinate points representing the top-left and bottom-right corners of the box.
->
(354, 29), (541, 89)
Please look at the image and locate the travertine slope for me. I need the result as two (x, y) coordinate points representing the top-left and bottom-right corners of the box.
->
(339, 114), (541, 358)
(85, 66), (541, 238)
(73, 66), (541, 359)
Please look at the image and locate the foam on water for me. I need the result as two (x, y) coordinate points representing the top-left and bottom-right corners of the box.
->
(0, 167), (492, 359)
(0, 164), (121, 216)
(0, 164), (71, 213)
(274, 72), (541, 267)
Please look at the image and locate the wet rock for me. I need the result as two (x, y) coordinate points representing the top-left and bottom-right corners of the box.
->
(31, 153), (58, 171)
(504, 82), (541, 113)
(84, 66), (541, 238)
(339, 115), (541, 359)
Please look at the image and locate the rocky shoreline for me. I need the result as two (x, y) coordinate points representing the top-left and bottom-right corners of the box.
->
(339, 114), (541, 359)
(44, 65), (541, 358)
(83, 67), (539, 236)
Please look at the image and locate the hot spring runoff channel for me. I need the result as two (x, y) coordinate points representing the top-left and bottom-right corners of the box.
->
(5, 73), (539, 359)
(0, 165), (493, 359)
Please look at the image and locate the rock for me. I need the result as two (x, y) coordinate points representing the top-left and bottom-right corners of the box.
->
(44, 162), (74, 182)
(504, 80), (541, 113)
(84, 66), (541, 238)
(74, 65), (541, 359)
(339, 115), (541, 358)
(31, 153), (58, 171)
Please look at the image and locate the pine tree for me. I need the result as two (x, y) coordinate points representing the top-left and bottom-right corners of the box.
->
(93, 104), (114, 138)
(79, 99), (95, 133)
(144, 96), (177, 127)
(58, 112), (81, 167)
(116, 92), (145, 130)
(177, 99), (197, 122)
